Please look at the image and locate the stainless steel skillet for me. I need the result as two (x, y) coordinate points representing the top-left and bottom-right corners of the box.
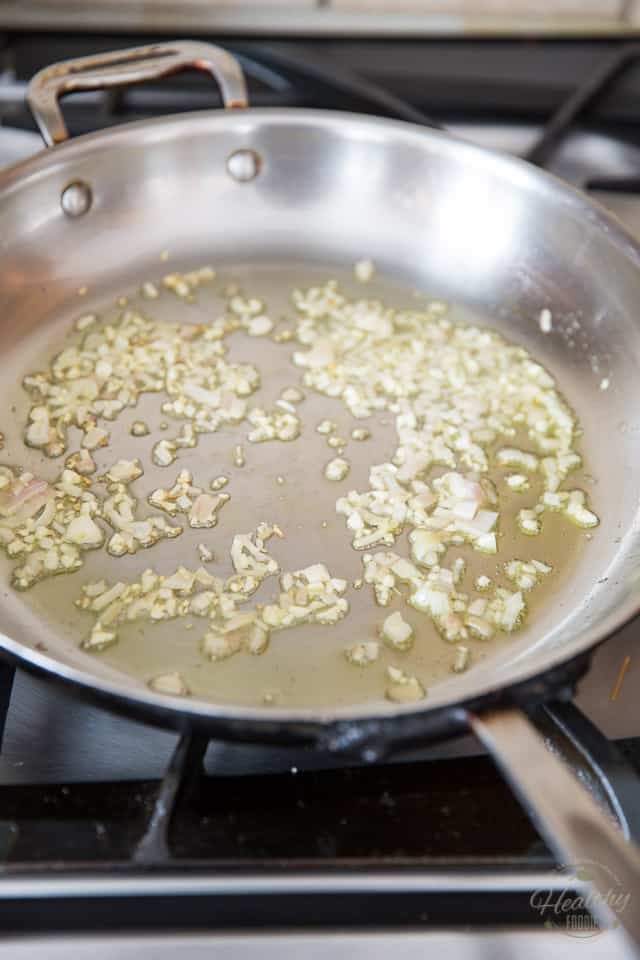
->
(2, 41), (640, 939)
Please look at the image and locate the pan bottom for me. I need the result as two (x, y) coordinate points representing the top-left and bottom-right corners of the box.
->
(0, 259), (594, 710)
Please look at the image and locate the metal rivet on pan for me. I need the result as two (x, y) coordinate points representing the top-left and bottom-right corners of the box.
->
(226, 149), (261, 183)
(61, 180), (92, 218)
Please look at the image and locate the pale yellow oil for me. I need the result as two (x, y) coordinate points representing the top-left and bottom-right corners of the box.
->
(0, 262), (594, 708)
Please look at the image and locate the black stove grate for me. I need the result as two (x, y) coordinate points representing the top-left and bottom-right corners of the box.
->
(524, 42), (640, 193)
(0, 666), (637, 869)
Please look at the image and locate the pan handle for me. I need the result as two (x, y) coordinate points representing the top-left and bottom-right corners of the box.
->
(26, 41), (249, 147)
(470, 706), (640, 946)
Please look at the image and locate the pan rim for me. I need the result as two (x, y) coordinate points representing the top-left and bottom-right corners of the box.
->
(1, 105), (640, 729)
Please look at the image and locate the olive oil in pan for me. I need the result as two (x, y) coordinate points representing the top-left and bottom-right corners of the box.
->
(94, 436), (589, 710)
(0, 261), (596, 708)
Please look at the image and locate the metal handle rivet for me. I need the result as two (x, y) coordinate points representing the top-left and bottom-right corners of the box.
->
(227, 149), (261, 183)
(61, 181), (92, 218)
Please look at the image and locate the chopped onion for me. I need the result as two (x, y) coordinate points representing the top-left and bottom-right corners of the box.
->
(354, 258), (375, 282)
(64, 514), (103, 548)
(202, 628), (243, 662)
(247, 407), (301, 443)
(247, 315), (273, 337)
(452, 645), (470, 673)
(517, 509), (542, 536)
(380, 611), (414, 651)
(504, 558), (552, 591)
(324, 457), (350, 482)
(189, 493), (229, 529)
(103, 459), (143, 485)
(82, 426), (109, 451)
(385, 666), (425, 704)
(261, 564), (348, 630)
(475, 574), (492, 591)
(152, 439), (177, 468)
(197, 543), (214, 563)
(345, 640), (380, 666)
(75, 313), (98, 332)
(148, 672), (189, 696)
(281, 386), (305, 404)
(565, 489), (599, 528)
(130, 421), (150, 437)
(65, 449), (96, 476)
(316, 420), (336, 436)
(0, 475), (53, 521)
(496, 448), (539, 472)
(82, 622), (117, 651)
(362, 551), (404, 606)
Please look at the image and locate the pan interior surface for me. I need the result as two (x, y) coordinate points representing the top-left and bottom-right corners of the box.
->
(0, 109), (639, 724)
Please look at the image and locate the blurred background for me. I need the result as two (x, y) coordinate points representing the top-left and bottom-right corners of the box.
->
(2, 0), (640, 35)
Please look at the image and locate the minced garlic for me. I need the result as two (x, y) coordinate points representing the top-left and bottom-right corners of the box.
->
(261, 564), (349, 630)
(75, 313), (97, 332)
(354, 259), (375, 283)
(102, 459), (143, 486)
(380, 611), (414, 651)
(197, 543), (214, 563)
(504, 558), (552, 591)
(148, 672), (189, 696)
(505, 473), (529, 491)
(281, 387), (305, 404)
(247, 407), (300, 443)
(23, 304), (261, 460)
(148, 469), (229, 529)
(103, 484), (182, 557)
(76, 522), (348, 663)
(0, 467), (104, 589)
(385, 666), (425, 704)
(345, 640), (379, 666)
(452, 645), (470, 673)
(211, 475), (230, 491)
(130, 421), (150, 437)
(316, 420), (336, 436)
(65, 449), (96, 476)
(141, 282), (159, 300)
(324, 457), (350, 482)
(15, 274), (599, 705)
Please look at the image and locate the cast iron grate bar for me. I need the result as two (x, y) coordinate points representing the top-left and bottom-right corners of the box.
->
(0, 887), (565, 933)
(121, 705), (640, 867)
(538, 703), (640, 844)
(232, 45), (442, 128)
(526, 44), (640, 169)
(586, 176), (640, 192)
(0, 663), (14, 753)
(133, 734), (207, 865)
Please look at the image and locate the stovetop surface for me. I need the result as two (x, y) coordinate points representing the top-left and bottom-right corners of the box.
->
(0, 930), (633, 960)
(0, 32), (638, 955)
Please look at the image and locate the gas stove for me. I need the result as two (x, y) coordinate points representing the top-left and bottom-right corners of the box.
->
(0, 27), (639, 959)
